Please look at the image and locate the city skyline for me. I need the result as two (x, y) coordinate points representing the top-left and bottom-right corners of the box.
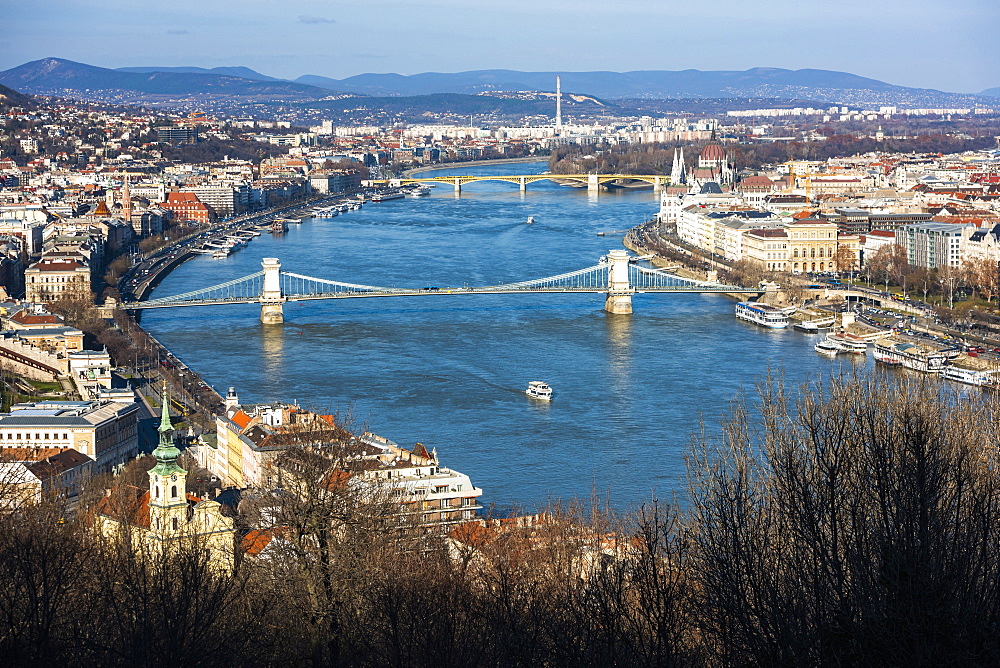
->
(2, 0), (998, 95)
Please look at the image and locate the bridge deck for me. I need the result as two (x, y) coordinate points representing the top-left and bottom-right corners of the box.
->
(123, 286), (760, 309)
(369, 173), (669, 186)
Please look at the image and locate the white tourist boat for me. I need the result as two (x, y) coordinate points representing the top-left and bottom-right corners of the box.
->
(792, 316), (836, 333)
(826, 331), (868, 354)
(941, 362), (999, 388)
(735, 301), (789, 329)
(408, 186), (431, 197)
(371, 191), (405, 202)
(814, 339), (840, 356)
(526, 216), (535, 224)
(526, 381), (553, 401)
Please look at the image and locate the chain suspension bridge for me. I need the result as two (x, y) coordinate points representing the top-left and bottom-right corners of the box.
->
(120, 251), (763, 323)
(369, 174), (670, 194)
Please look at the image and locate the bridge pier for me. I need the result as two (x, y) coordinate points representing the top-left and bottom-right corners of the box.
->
(454, 178), (462, 195)
(653, 175), (663, 192)
(604, 249), (633, 314)
(519, 176), (526, 192)
(260, 258), (286, 324)
(588, 174), (600, 195)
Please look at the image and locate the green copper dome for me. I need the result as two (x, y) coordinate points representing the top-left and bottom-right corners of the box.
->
(151, 385), (184, 476)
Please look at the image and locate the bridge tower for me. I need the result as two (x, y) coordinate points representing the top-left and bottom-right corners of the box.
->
(260, 258), (285, 324)
(604, 249), (633, 314)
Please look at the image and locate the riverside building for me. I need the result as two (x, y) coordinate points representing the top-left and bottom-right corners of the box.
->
(0, 399), (140, 471)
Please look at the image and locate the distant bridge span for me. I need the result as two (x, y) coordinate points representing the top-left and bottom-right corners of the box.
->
(120, 252), (764, 323)
(368, 173), (671, 193)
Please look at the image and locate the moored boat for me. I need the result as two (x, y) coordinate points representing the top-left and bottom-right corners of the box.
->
(814, 339), (840, 355)
(942, 361), (999, 388)
(735, 301), (789, 329)
(793, 316), (836, 333)
(826, 331), (868, 354)
(872, 336), (945, 372)
(371, 191), (405, 202)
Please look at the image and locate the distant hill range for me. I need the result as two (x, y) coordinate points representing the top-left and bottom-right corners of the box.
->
(117, 65), (285, 82)
(301, 92), (610, 119)
(296, 68), (991, 107)
(0, 58), (347, 102)
(0, 58), (994, 111)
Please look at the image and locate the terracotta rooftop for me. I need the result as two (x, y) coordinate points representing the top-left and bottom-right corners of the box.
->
(29, 259), (86, 271)
(0, 447), (70, 462)
(10, 310), (62, 325)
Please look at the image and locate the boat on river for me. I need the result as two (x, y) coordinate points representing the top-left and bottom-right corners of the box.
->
(526, 381), (553, 401)
(735, 301), (788, 329)
(793, 316), (836, 333)
(526, 216), (535, 224)
(941, 358), (999, 387)
(872, 337), (945, 371)
(814, 339), (840, 356)
(371, 191), (405, 202)
(826, 331), (868, 354)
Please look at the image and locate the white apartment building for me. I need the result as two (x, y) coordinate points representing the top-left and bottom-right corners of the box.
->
(896, 222), (971, 269)
(0, 399), (140, 471)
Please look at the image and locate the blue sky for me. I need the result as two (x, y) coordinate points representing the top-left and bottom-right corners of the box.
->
(2, 0), (997, 93)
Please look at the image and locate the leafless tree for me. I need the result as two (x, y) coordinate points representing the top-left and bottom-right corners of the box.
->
(689, 370), (1000, 665)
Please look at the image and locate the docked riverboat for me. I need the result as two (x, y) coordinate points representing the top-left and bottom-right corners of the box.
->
(371, 191), (405, 202)
(872, 337), (946, 372)
(941, 357), (999, 387)
(526, 381), (553, 401)
(814, 339), (840, 356)
(826, 331), (868, 354)
(735, 301), (789, 329)
(792, 316), (836, 333)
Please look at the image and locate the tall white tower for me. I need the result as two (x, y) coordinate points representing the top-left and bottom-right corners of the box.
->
(555, 75), (562, 132)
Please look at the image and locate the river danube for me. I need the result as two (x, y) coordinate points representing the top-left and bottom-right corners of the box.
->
(144, 162), (870, 509)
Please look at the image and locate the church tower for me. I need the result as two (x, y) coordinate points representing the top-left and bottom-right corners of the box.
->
(121, 173), (133, 224)
(670, 147), (687, 185)
(148, 386), (188, 537)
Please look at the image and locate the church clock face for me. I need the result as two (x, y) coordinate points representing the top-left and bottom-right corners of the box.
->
(171, 474), (177, 482)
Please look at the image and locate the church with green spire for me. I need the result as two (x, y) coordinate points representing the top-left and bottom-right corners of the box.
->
(95, 386), (235, 571)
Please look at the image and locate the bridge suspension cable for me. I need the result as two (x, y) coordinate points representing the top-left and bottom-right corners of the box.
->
(475, 264), (608, 291)
(280, 271), (400, 298)
(134, 271), (265, 307)
(628, 264), (725, 290)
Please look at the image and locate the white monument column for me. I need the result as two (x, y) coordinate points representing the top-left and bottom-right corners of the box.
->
(260, 258), (285, 324)
(604, 249), (633, 314)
